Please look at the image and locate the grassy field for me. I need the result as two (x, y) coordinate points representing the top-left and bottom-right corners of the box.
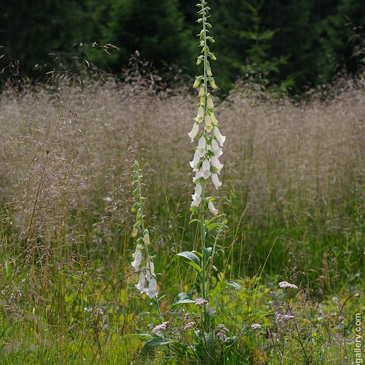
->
(0, 78), (364, 363)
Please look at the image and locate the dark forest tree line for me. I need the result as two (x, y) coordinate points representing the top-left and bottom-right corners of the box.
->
(0, 0), (364, 93)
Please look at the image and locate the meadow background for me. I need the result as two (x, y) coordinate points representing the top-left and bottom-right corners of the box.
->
(0, 0), (364, 363)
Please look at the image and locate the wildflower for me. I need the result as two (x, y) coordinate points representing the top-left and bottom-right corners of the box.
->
(207, 95), (214, 109)
(197, 106), (205, 122)
(216, 332), (227, 341)
(143, 231), (150, 245)
(213, 127), (226, 146)
(196, 136), (207, 156)
(103, 197), (112, 202)
(193, 170), (203, 183)
(201, 159), (211, 179)
(152, 321), (169, 334)
(188, 123), (200, 142)
(211, 174), (222, 190)
(199, 86), (205, 97)
(251, 324), (261, 330)
(135, 272), (146, 292)
(191, 193), (202, 208)
(210, 79), (217, 89)
(195, 298), (208, 306)
(218, 324), (229, 333)
(211, 112), (218, 124)
(208, 200), (218, 216)
(131, 249), (142, 271)
(194, 183), (203, 198)
(211, 139), (223, 157)
(275, 313), (295, 323)
(193, 78), (200, 88)
(184, 322), (197, 330)
(279, 281), (298, 289)
(190, 150), (202, 171)
(205, 114), (213, 132)
(146, 277), (158, 299)
(207, 68), (213, 77)
(210, 156), (223, 173)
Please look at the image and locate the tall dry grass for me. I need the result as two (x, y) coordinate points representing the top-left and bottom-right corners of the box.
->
(0, 78), (364, 287)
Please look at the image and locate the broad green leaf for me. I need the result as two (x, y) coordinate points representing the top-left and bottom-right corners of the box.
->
(187, 261), (202, 272)
(141, 336), (173, 357)
(176, 251), (200, 266)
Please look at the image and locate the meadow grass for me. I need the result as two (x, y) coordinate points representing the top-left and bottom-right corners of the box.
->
(0, 77), (364, 363)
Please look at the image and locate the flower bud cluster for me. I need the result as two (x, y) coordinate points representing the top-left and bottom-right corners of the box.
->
(188, 0), (225, 215)
(131, 161), (158, 299)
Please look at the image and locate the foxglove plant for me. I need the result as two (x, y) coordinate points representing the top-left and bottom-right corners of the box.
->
(186, 0), (226, 303)
(131, 161), (158, 299)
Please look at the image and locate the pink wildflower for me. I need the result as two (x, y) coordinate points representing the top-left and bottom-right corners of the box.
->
(251, 324), (261, 330)
(279, 281), (298, 289)
(184, 322), (197, 330)
(195, 298), (208, 306)
(152, 321), (169, 334)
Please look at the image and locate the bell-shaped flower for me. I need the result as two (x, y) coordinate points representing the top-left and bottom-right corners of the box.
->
(207, 95), (214, 109)
(143, 230), (150, 245)
(205, 114), (213, 132)
(146, 277), (158, 298)
(194, 183), (203, 198)
(211, 113), (218, 125)
(201, 159), (211, 179)
(195, 136), (206, 157)
(191, 193), (201, 207)
(211, 156), (223, 173)
(148, 261), (155, 277)
(211, 139), (223, 157)
(213, 127), (226, 146)
(208, 200), (218, 215)
(131, 249), (142, 271)
(196, 106), (205, 122)
(199, 86), (205, 97)
(190, 150), (201, 171)
(135, 272), (146, 292)
(193, 170), (203, 183)
(188, 123), (200, 143)
(212, 173), (222, 190)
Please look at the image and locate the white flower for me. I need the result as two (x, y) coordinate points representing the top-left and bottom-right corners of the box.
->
(131, 249), (142, 271)
(196, 106), (205, 122)
(136, 272), (146, 292)
(207, 95), (214, 109)
(146, 277), (158, 298)
(211, 139), (223, 157)
(190, 150), (202, 171)
(213, 127), (226, 146)
(193, 170), (203, 183)
(196, 136), (206, 157)
(205, 114), (213, 132)
(211, 156), (223, 173)
(194, 183), (203, 198)
(201, 159), (211, 179)
(208, 200), (218, 215)
(188, 123), (200, 142)
(211, 113), (218, 124)
(148, 261), (155, 276)
(211, 173), (222, 190)
(191, 194), (201, 207)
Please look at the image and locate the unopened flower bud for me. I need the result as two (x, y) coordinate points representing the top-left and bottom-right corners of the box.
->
(199, 86), (205, 97)
(205, 114), (213, 132)
(207, 68), (212, 77)
(209, 79), (217, 89)
(144, 231), (150, 245)
(207, 95), (214, 109)
(193, 78), (200, 89)
(196, 57), (202, 65)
